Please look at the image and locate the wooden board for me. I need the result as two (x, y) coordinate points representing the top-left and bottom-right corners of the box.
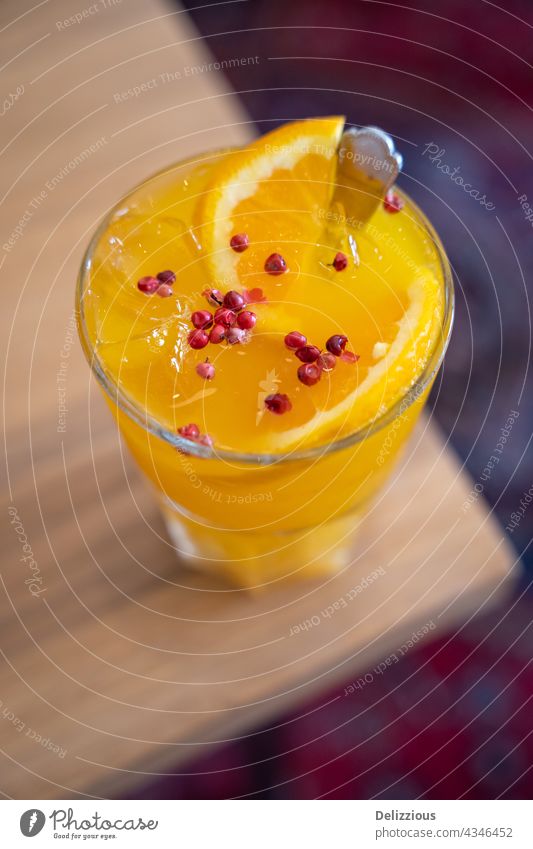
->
(0, 0), (517, 799)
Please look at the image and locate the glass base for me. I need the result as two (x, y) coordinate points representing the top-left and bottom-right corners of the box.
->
(160, 499), (363, 589)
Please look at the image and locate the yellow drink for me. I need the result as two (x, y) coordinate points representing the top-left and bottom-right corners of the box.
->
(77, 119), (453, 587)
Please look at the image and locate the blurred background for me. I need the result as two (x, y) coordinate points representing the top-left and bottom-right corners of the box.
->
(1, 0), (532, 802)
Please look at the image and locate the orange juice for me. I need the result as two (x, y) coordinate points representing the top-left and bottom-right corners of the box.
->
(77, 118), (453, 587)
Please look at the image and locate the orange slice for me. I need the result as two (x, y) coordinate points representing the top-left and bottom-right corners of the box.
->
(198, 117), (345, 289)
(260, 268), (444, 452)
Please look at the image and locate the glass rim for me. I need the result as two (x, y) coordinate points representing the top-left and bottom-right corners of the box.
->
(76, 153), (454, 466)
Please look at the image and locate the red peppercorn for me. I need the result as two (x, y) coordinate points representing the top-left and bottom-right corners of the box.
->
(230, 233), (249, 252)
(214, 307), (237, 327)
(284, 331), (307, 350)
(384, 190), (404, 213)
(264, 253), (287, 275)
(157, 269), (176, 285)
(264, 393), (292, 414)
(237, 310), (256, 329)
(332, 251), (348, 271)
(326, 334), (348, 356)
(244, 287), (267, 304)
(209, 323), (226, 344)
(317, 352), (337, 372)
(296, 344), (321, 363)
(223, 290), (245, 311)
(203, 288), (223, 307)
(297, 363), (321, 386)
(178, 423), (200, 440)
(191, 309), (213, 329)
(196, 359), (215, 380)
(137, 276), (159, 294)
(226, 327), (246, 345)
(188, 329), (209, 349)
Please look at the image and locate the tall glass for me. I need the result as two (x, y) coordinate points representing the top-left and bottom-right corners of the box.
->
(77, 157), (453, 588)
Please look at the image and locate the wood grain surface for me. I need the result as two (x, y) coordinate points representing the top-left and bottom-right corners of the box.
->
(0, 0), (517, 799)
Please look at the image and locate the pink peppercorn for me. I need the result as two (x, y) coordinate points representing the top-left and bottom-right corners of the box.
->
(332, 252), (348, 271)
(284, 331), (307, 350)
(137, 276), (159, 294)
(203, 288), (223, 307)
(214, 307), (237, 327)
(178, 423), (200, 440)
(157, 270), (176, 285)
(264, 393), (292, 414)
(317, 352), (337, 371)
(196, 360), (215, 380)
(295, 345), (321, 364)
(226, 327), (246, 345)
(223, 290), (245, 311)
(264, 253), (287, 275)
(297, 363), (321, 386)
(325, 334), (348, 357)
(191, 310), (213, 329)
(209, 324), (226, 344)
(237, 310), (256, 330)
(188, 329), (209, 349)
(384, 190), (404, 213)
(230, 233), (249, 252)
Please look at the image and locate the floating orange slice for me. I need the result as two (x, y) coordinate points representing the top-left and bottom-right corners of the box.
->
(198, 117), (346, 289)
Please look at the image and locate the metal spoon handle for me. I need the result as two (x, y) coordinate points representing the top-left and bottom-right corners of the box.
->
(335, 126), (403, 227)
